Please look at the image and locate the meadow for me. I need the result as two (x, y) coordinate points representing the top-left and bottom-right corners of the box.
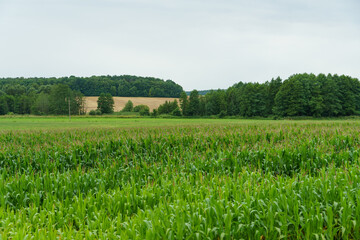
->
(1, 118), (360, 239)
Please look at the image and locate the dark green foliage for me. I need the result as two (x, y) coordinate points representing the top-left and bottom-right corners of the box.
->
(0, 75), (183, 97)
(151, 109), (158, 117)
(1, 73), (360, 118)
(188, 90), (200, 116)
(139, 108), (150, 116)
(158, 100), (180, 115)
(273, 73), (360, 117)
(89, 110), (96, 115)
(122, 100), (133, 112)
(48, 84), (71, 115)
(171, 107), (182, 116)
(48, 84), (85, 115)
(89, 109), (102, 115)
(133, 104), (150, 113)
(31, 93), (50, 115)
(0, 96), (8, 115)
(204, 90), (227, 116)
(179, 91), (189, 116)
(177, 73), (360, 118)
(97, 93), (115, 114)
(266, 77), (282, 115)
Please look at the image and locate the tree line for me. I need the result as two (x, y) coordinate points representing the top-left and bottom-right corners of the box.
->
(0, 75), (183, 98)
(0, 84), (85, 115)
(156, 73), (360, 118)
(1, 73), (360, 117)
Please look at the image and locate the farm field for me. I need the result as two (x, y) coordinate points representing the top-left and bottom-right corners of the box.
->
(84, 97), (178, 112)
(0, 117), (251, 131)
(1, 119), (360, 239)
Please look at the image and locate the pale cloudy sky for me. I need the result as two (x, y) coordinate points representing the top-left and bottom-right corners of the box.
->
(0, 0), (359, 90)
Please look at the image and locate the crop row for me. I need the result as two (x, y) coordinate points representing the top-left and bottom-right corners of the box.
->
(1, 121), (360, 239)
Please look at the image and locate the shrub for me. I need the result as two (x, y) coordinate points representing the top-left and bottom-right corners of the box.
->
(122, 100), (134, 112)
(133, 104), (150, 113)
(171, 107), (182, 116)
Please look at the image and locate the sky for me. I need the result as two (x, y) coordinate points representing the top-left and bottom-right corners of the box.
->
(0, 0), (359, 90)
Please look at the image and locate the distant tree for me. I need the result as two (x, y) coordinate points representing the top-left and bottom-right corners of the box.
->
(0, 75), (183, 98)
(47, 84), (84, 115)
(188, 90), (200, 116)
(98, 93), (115, 114)
(205, 90), (227, 115)
(110, 86), (117, 96)
(179, 91), (189, 116)
(151, 109), (158, 117)
(4, 95), (15, 113)
(158, 100), (179, 115)
(0, 96), (8, 115)
(14, 94), (34, 114)
(31, 93), (50, 115)
(321, 74), (341, 116)
(309, 77), (324, 117)
(133, 104), (150, 113)
(274, 76), (306, 116)
(121, 100), (133, 112)
(198, 97), (206, 116)
(139, 108), (150, 116)
(172, 107), (182, 116)
(266, 77), (282, 115)
(89, 110), (96, 115)
(48, 84), (71, 115)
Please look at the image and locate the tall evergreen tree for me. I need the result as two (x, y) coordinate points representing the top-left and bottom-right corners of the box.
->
(188, 90), (200, 116)
(179, 91), (189, 116)
(266, 77), (282, 115)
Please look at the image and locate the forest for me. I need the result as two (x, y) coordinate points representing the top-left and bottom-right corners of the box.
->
(0, 75), (183, 98)
(160, 73), (360, 118)
(0, 73), (360, 117)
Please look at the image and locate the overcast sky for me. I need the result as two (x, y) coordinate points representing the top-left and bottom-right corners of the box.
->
(0, 0), (359, 90)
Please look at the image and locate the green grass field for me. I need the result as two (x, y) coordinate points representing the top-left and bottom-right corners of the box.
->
(0, 117), (274, 131)
(1, 118), (360, 239)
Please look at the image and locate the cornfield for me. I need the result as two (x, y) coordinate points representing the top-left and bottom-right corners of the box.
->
(1, 120), (360, 239)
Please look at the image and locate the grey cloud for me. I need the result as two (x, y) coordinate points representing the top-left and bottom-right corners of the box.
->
(0, 0), (359, 90)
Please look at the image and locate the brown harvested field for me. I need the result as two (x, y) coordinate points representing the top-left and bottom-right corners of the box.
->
(84, 97), (178, 112)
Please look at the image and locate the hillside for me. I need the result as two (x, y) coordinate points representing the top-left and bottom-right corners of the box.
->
(0, 75), (183, 98)
(84, 97), (178, 112)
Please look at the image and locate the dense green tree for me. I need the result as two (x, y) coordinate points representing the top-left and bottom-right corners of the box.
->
(133, 104), (150, 113)
(32, 93), (50, 115)
(158, 100), (179, 115)
(14, 94), (34, 114)
(266, 77), (282, 115)
(98, 93), (115, 114)
(274, 76), (306, 116)
(0, 75), (183, 97)
(205, 90), (227, 115)
(309, 78), (324, 117)
(47, 84), (85, 115)
(188, 90), (200, 116)
(48, 84), (71, 115)
(0, 96), (8, 115)
(198, 97), (206, 116)
(139, 107), (150, 116)
(4, 95), (15, 113)
(320, 74), (342, 116)
(121, 100), (133, 112)
(179, 91), (189, 116)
